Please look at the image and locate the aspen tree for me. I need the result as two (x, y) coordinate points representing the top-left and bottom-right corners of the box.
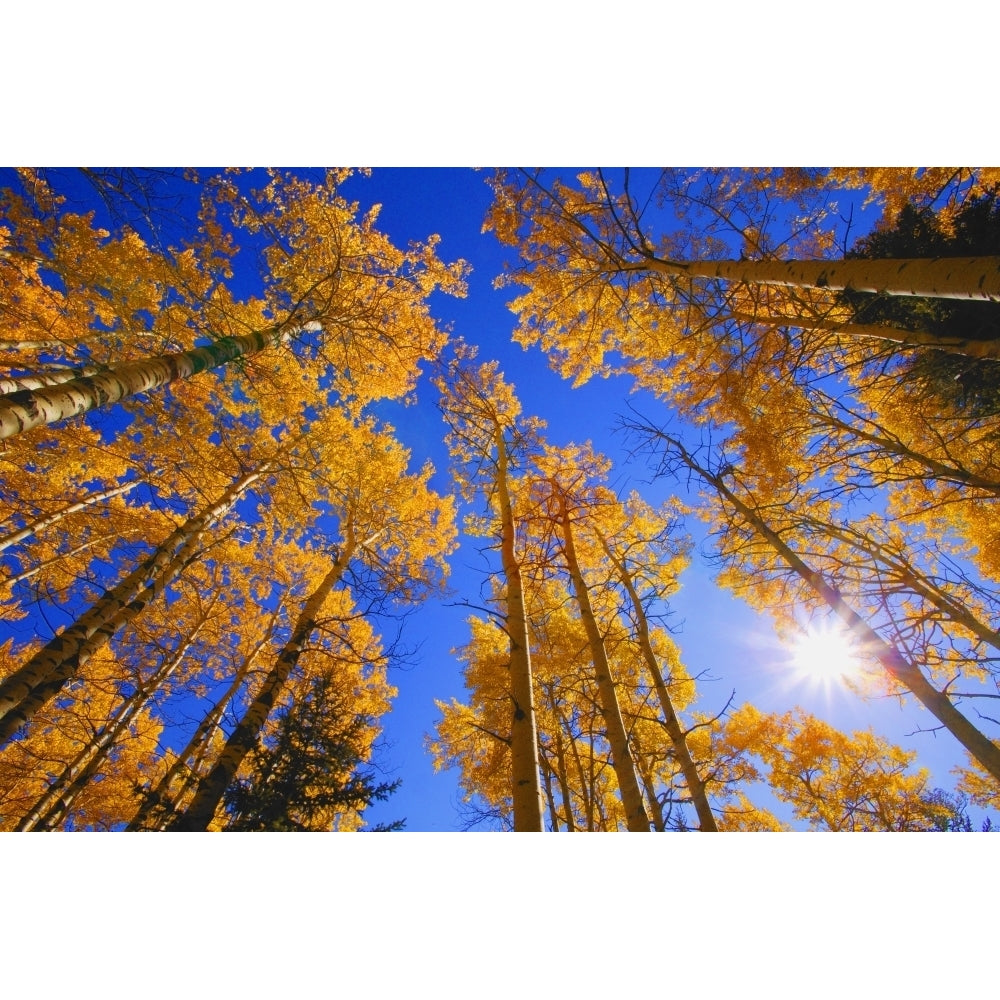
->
(547, 481), (650, 831)
(641, 429), (1000, 783)
(162, 410), (454, 830)
(436, 350), (546, 831)
(0, 460), (277, 744)
(0, 324), (313, 441)
(2, 168), (464, 830)
(531, 442), (718, 830)
(487, 168), (1000, 370)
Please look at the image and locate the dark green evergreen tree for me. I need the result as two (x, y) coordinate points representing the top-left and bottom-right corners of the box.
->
(222, 673), (404, 832)
(841, 192), (1000, 416)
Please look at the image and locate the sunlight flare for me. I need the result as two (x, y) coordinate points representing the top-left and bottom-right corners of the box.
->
(789, 620), (864, 683)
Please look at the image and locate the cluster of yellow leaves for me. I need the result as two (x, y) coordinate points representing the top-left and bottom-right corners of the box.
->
(802, 168), (1000, 233)
(712, 704), (947, 831)
(0, 643), (164, 831)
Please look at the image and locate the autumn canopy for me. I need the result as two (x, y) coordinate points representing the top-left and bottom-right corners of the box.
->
(2, 166), (999, 832)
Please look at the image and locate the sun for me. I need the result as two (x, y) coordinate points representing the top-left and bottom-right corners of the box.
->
(789, 619), (864, 682)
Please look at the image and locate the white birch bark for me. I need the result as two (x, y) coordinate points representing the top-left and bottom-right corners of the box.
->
(0, 463), (273, 745)
(641, 254), (1000, 302)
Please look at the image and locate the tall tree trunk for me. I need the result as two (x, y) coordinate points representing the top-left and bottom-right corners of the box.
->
(0, 322), (318, 440)
(168, 540), (357, 832)
(540, 754), (561, 832)
(553, 698), (593, 831)
(634, 753), (666, 832)
(550, 723), (577, 833)
(592, 527), (719, 831)
(540, 682), (577, 832)
(0, 463), (273, 746)
(639, 253), (1000, 303)
(495, 428), (545, 832)
(554, 487), (650, 832)
(660, 432), (1000, 783)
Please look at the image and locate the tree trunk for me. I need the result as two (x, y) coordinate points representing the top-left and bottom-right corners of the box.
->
(0, 322), (317, 440)
(495, 428), (545, 832)
(169, 542), (356, 831)
(641, 253), (1000, 303)
(0, 479), (140, 553)
(127, 622), (275, 831)
(661, 433), (1000, 783)
(635, 754), (666, 832)
(593, 526), (719, 831)
(554, 488), (650, 832)
(540, 755), (561, 832)
(549, 720), (577, 832)
(0, 464), (272, 745)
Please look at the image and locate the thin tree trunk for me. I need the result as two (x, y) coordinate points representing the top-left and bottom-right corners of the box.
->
(816, 409), (1000, 497)
(635, 753), (666, 832)
(550, 720), (577, 832)
(539, 682), (577, 832)
(0, 464), (273, 745)
(566, 715), (595, 832)
(127, 620), (276, 831)
(495, 428), (545, 832)
(660, 432), (1000, 782)
(728, 309), (1000, 361)
(540, 754), (561, 832)
(553, 698), (592, 831)
(554, 487), (649, 832)
(0, 479), (140, 553)
(592, 526), (719, 831)
(4, 528), (142, 589)
(0, 322), (318, 440)
(816, 519), (1000, 655)
(169, 539), (358, 831)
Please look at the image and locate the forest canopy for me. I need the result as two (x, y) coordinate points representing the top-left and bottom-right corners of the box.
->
(2, 166), (999, 832)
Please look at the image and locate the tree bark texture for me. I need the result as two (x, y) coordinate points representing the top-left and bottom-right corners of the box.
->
(495, 428), (545, 832)
(554, 488), (650, 831)
(0, 326), (292, 440)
